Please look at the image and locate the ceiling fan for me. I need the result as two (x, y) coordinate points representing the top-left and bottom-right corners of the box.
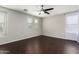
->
(39, 5), (54, 15)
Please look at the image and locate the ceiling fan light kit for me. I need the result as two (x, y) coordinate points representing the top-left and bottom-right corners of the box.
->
(24, 9), (27, 11)
(39, 5), (54, 15)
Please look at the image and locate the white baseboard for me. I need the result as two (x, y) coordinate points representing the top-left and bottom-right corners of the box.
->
(0, 35), (40, 45)
(43, 35), (77, 41)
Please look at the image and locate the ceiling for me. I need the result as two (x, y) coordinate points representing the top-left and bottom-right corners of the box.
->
(1, 5), (79, 18)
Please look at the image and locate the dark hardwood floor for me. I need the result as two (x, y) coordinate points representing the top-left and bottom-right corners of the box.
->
(0, 35), (78, 54)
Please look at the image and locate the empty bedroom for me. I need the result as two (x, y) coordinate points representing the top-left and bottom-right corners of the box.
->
(0, 5), (79, 54)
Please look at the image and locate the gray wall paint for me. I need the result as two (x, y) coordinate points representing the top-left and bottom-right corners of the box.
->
(43, 14), (65, 39)
(0, 7), (42, 45)
(43, 14), (78, 41)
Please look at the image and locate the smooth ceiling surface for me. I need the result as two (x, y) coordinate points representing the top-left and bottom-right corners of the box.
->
(1, 5), (79, 18)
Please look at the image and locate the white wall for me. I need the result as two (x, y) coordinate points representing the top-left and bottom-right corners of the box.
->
(43, 14), (65, 39)
(0, 7), (42, 45)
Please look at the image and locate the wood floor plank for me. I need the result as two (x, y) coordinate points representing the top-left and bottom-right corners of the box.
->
(0, 35), (78, 54)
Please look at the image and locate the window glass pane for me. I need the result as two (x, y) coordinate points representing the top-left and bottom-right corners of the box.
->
(66, 24), (78, 34)
(27, 18), (33, 24)
(0, 23), (3, 33)
(0, 12), (5, 23)
(66, 15), (78, 24)
(65, 12), (79, 40)
(0, 12), (6, 36)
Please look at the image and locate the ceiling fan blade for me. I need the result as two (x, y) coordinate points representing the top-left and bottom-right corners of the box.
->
(41, 5), (43, 7)
(39, 12), (41, 15)
(44, 11), (50, 14)
(44, 8), (54, 11)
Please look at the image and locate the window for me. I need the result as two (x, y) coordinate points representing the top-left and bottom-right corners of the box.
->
(27, 17), (33, 28)
(65, 12), (79, 41)
(0, 12), (6, 37)
(27, 18), (33, 24)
